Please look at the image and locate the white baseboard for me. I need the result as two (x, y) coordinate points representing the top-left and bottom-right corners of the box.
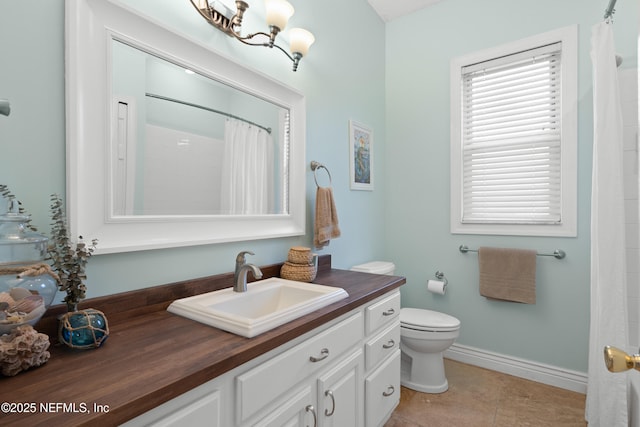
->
(444, 343), (587, 394)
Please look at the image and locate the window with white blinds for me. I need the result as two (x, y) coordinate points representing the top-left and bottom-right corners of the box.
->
(462, 43), (561, 224)
(450, 26), (577, 237)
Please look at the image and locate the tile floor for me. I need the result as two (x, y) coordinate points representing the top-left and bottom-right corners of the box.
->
(385, 359), (587, 427)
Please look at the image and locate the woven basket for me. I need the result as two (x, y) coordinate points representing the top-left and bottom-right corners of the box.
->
(287, 246), (313, 265)
(280, 261), (317, 282)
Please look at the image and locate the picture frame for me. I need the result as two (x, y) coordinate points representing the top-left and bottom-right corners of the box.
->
(349, 120), (374, 191)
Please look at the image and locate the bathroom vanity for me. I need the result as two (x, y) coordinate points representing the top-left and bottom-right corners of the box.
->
(0, 255), (404, 426)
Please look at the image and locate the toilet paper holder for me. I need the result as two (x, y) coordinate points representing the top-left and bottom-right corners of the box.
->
(435, 271), (448, 286)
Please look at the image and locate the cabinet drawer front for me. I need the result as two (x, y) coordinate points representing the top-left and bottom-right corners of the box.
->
(365, 349), (401, 427)
(365, 290), (400, 335)
(365, 319), (400, 371)
(236, 312), (364, 423)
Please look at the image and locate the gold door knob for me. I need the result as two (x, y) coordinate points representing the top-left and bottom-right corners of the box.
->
(604, 346), (640, 372)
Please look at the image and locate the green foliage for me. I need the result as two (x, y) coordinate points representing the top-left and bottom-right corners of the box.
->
(48, 194), (97, 308)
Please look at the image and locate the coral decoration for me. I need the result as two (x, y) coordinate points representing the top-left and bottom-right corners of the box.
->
(0, 324), (50, 376)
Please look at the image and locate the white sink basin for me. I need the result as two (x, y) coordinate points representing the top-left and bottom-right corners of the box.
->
(167, 277), (348, 338)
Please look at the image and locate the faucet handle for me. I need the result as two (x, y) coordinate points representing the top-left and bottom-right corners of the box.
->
(236, 251), (255, 264)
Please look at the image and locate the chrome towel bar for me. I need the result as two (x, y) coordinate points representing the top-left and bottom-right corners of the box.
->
(459, 245), (566, 260)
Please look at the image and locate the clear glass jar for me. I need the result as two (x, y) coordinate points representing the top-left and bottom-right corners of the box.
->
(0, 200), (48, 265)
(0, 199), (56, 334)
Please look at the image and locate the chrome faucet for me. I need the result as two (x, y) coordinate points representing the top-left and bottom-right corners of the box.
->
(234, 251), (263, 292)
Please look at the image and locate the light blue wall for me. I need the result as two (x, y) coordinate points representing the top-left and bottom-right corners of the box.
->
(0, 2), (386, 294)
(385, 0), (637, 372)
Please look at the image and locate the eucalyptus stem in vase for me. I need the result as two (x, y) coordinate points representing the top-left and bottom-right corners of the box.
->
(48, 195), (97, 312)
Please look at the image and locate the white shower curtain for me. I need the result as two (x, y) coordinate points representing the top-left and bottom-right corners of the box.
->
(220, 119), (274, 215)
(586, 21), (628, 427)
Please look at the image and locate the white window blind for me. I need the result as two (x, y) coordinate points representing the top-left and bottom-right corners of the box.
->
(461, 42), (562, 224)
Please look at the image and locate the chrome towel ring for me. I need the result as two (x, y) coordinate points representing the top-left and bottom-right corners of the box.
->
(310, 161), (332, 187)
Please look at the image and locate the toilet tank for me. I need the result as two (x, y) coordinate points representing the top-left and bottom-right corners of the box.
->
(350, 261), (395, 275)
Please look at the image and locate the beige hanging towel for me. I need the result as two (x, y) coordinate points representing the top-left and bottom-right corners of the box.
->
(478, 247), (537, 304)
(314, 186), (341, 249)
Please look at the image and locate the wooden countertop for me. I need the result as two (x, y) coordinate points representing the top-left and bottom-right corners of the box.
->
(0, 255), (405, 426)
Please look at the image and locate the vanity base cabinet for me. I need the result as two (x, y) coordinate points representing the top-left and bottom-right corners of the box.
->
(124, 289), (401, 427)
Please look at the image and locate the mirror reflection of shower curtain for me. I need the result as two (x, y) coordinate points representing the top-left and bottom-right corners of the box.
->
(586, 20), (628, 427)
(220, 119), (274, 214)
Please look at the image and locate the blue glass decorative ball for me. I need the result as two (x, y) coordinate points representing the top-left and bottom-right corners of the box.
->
(59, 308), (109, 350)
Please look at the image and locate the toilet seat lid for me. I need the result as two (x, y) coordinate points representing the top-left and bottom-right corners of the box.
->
(400, 308), (460, 332)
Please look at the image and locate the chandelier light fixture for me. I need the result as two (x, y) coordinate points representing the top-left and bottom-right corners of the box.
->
(190, 0), (315, 71)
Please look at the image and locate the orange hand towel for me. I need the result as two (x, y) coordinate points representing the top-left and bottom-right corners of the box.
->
(314, 186), (341, 249)
(478, 247), (537, 304)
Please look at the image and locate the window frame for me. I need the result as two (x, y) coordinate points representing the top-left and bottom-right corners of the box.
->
(450, 25), (578, 237)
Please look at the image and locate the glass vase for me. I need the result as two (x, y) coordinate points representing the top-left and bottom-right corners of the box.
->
(58, 308), (109, 350)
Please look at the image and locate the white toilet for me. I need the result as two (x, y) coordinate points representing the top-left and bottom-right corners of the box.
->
(400, 308), (460, 393)
(350, 261), (461, 394)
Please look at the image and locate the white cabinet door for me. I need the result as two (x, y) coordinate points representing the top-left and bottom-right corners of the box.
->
(148, 390), (221, 427)
(252, 386), (316, 427)
(365, 350), (401, 427)
(317, 350), (364, 427)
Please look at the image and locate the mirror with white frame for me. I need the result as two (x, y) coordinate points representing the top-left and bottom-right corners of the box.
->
(66, 0), (306, 254)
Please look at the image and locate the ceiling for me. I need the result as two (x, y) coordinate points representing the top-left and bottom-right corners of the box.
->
(367, 0), (442, 22)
